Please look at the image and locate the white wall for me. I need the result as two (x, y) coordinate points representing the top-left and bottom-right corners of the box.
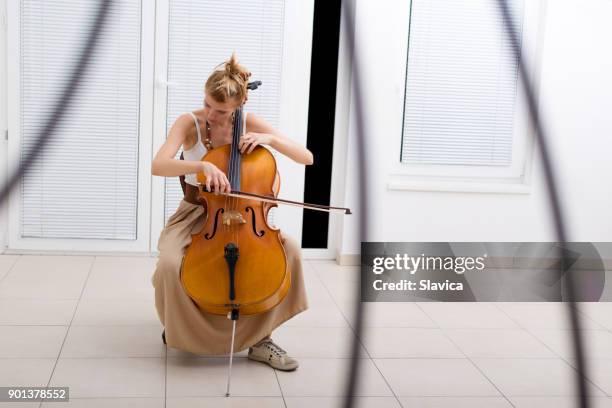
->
(2, 0), (612, 256)
(0, 1), (313, 253)
(336, 0), (612, 258)
(0, 0), (7, 251)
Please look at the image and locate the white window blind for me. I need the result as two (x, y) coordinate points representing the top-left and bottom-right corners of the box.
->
(401, 0), (524, 166)
(164, 0), (285, 224)
(20, 0), (142, 239)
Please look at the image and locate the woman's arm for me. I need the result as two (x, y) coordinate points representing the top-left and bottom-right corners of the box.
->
(239, 114), (314, 165)
(151, 114), (231, 192)
(152, 114), (202, 177)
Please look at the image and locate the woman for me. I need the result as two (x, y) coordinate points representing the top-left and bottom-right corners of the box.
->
(151, 53), (313, 371)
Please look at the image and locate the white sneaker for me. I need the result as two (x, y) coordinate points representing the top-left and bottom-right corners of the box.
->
(248, 338), (299, 371)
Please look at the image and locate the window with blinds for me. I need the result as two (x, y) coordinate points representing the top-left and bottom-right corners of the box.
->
(19, 0), (142, 240)
(164, 0), (285, 223)
(401, 0), (524, 167)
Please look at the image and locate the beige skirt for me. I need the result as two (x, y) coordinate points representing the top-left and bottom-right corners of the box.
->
(151, 199), (308, 355)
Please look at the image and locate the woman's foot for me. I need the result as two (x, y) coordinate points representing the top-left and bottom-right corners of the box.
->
(248, 338), (299, 371)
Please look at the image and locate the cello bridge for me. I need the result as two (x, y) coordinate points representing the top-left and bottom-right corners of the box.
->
(222, 211), (246, 226)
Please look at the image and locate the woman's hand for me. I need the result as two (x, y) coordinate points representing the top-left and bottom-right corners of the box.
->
(239, 132), (274, 154)
(201, 161), (231, 193)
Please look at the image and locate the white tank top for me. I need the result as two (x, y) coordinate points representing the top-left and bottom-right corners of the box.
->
(183, 111), (247, 187)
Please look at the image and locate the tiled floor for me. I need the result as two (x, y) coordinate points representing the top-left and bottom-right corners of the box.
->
(0, 254), (611, 407)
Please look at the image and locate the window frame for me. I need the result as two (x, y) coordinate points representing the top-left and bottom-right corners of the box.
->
(389, 0), (548, 194)
(6, 0), (156, 252)
(149, 0), (316, 254)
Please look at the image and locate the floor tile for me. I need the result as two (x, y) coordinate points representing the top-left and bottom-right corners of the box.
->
(510, 396), (612, 408)
(362, 328), (463, 358)
(166, 357), (280, 397)
(565, 358), (612, 396)
(496, 302), (604, 330)
(445, 328), (558, 358)
(4, 253), (610, 405)
(166, 347), (248, 359)
(529, 329), (612, 360)
(272, 326), (368, 358)
(0, 326), (67, 358)
(167, 397), (285, 407)
(0, 299), (77, 325)
(472, 358), (605, 396)
(302, 274), (337, 304)
(399, 397), (512, 407)
(0, 402), (39, 407)
(81, 256), (158, 300)
(285, 396), (401, 408)
(417, 303), (519, 329)
(310, 261), (360, 285)
(60, 326), (165, 358)
(276, 358), (392, 397)
(339, 301), (438, 329)
(49, 358), (165, 398)
(575, 302), (612, 330)
(0, 254), (19, 281)
(41, 398), (164, 407)
(0, 358), (56, 387)
(283, 298), (349, 328)
(72, 299), (161, 326)
(0, 256), (92, 299)
(375, 358), (500, 397)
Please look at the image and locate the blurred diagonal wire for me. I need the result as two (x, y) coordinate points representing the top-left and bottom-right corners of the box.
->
(0, 1), (589, 407)
(495, 1), (589, 406)
(340, 0), (590, 407)
(339, 1), (368, 407)
(0, 0), (113, 207)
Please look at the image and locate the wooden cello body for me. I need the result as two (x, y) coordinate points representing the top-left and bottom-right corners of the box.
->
(170, 80), (350, 397)
(180, 106), (290, 317)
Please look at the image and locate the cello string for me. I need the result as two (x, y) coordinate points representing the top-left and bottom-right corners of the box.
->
(238, 106), (243, 248)
(230, 107), (238, 246)
(231, 107), (241, 248)
(225, 110), (233, 245)
(223, 109), (234, 243)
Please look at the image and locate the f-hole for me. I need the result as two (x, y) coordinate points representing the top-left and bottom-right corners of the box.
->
(245, 207), (265, 237)
(205, 208), (224, 240)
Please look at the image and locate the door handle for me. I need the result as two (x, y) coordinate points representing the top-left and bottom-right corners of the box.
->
(155, 77), (178, 88)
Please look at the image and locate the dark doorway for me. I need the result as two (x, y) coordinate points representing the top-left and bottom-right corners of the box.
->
(301, 0), (342, 248)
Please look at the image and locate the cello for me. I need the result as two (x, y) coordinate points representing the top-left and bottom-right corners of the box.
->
(178, 80), (350, 395)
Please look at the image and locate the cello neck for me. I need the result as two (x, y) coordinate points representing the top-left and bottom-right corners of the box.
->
(228, 105), (243, 191)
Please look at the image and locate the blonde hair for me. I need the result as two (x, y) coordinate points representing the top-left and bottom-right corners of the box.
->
(205, 52), (251, 104)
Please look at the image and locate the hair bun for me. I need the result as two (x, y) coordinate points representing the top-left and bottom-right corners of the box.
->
(225, 52), (241, 76)
(225, 61), (237, 75)
(206, 52), (251, 104)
